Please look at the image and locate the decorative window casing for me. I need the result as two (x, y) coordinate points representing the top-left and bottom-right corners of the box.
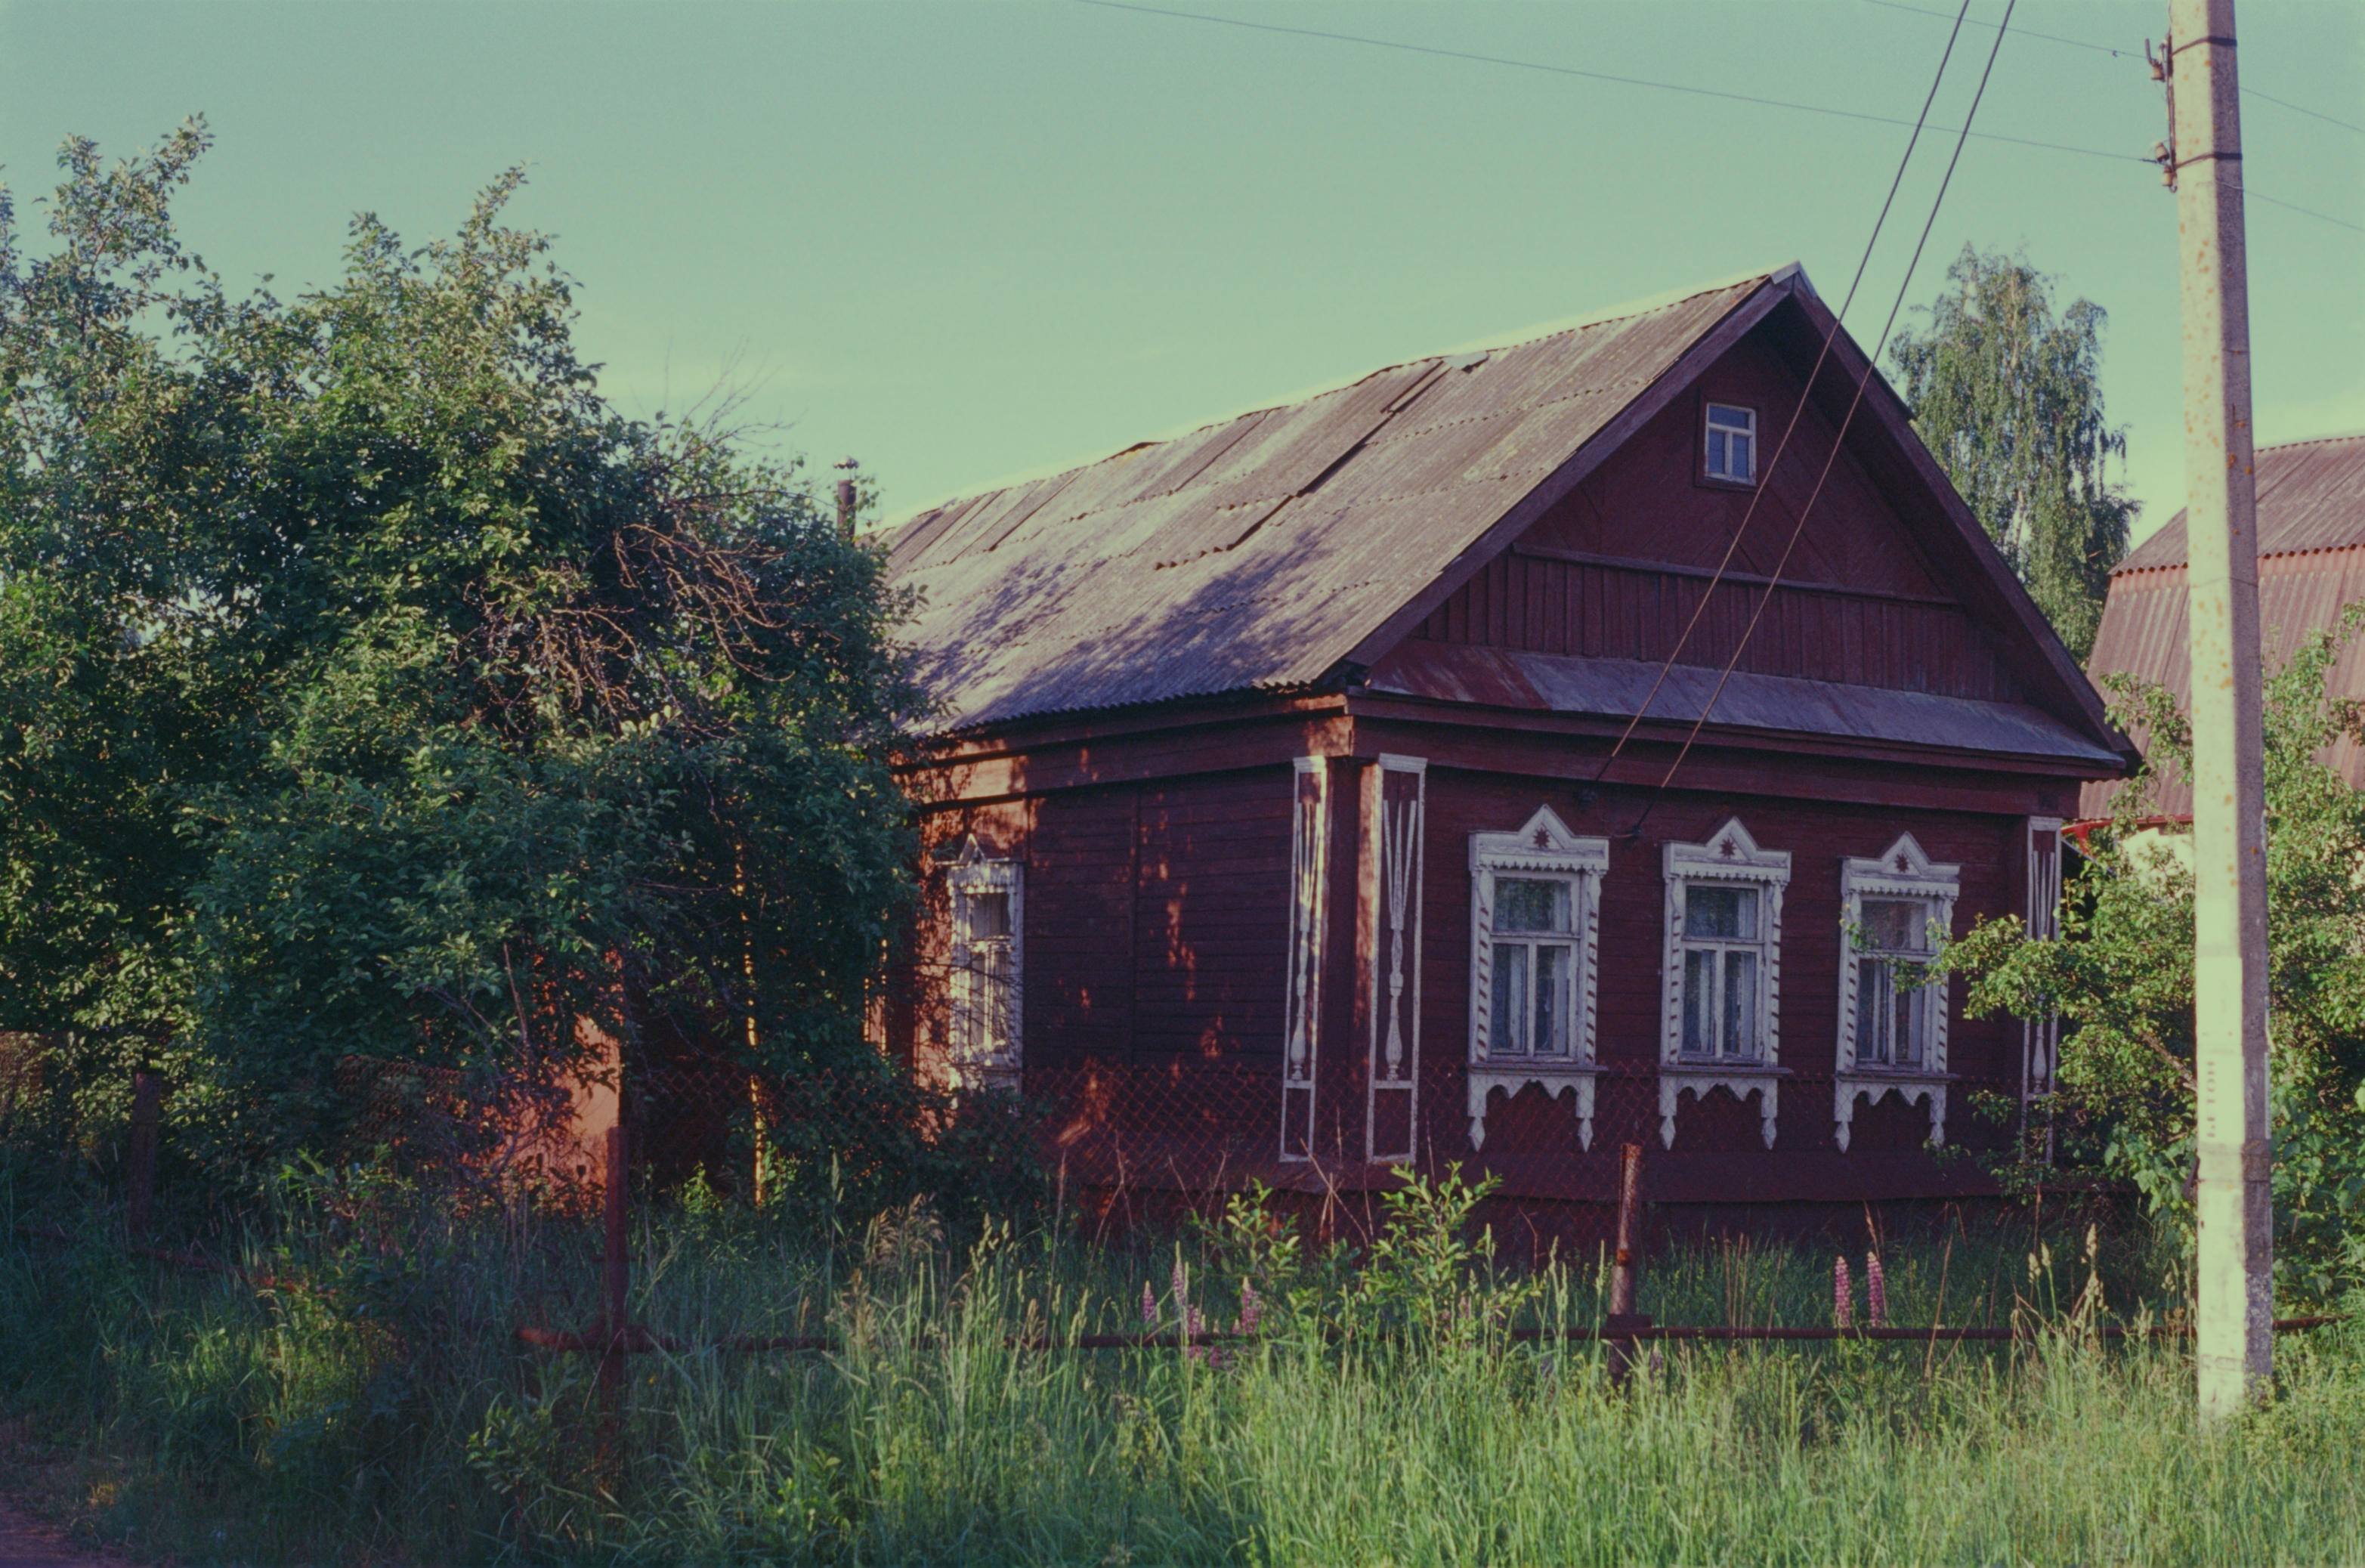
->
(1366, 755), (1427, 1164)
(1278, 758), (1329, 1161)
(1465, 806), (1609, 1152)
(948, 838), (1022, 1092)
(1834, 832), (1959, 1151)
(1705, 402), (1756, 482)
(2020, 817), (2065, 1155)
(1660, 818), (1790, 1149)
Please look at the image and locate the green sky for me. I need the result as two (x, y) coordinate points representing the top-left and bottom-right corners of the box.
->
(5, 0), (2359, 543)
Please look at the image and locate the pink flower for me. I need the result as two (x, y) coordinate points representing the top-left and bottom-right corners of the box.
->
(1141, 1280), (1158, 1330)
(1238, 1279), (1263, 1337)
(1866, 1250), (1887, 1329)
(1833, 1254), (1853, 1330)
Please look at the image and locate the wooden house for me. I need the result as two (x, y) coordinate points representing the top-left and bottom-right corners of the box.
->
(2082, 432), (2365, 824)
(880, 266), (2134, 1224)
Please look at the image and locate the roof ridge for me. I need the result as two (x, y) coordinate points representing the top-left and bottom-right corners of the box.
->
(883, 267), (1786, 529)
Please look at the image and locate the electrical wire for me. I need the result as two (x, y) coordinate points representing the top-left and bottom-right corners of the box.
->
(1587, 0), (1977, 793)
(1866, 0), (2365, 135)
(2249, 190), (2365, 235)
(1626, 0), (2024, 839)
(1074, 0), (2147, 165)
(1080, 0), (2358, 235)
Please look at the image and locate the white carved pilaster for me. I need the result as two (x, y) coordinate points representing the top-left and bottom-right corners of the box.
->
(1279, 758), (1329, 1162)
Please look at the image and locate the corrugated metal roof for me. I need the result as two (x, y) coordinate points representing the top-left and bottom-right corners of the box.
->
(2115, 433), (2365, 574)
(2082, 437), (2365, 817)
(887, 275), (1770, 731)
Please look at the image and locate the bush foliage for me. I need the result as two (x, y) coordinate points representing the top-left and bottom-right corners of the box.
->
(1940, 606), (2365, 1304)
(0, 121), (929, 1177)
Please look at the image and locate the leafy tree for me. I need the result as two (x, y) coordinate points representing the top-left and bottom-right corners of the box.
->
(1, 121), (932, 1172)
(1940, 611), (2365, 1304)
(1889, 245), (2138, 661)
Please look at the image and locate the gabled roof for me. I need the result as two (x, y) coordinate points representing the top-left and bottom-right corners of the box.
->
(2114, 434), (2365, 574)
(886, 266), (2125, 769)
(886, 271), (1777, 728)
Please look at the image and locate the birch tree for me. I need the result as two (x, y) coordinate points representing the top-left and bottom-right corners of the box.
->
(1889, 246), (2138, 661)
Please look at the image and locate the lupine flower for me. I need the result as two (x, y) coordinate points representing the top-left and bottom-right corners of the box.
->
(1866, 1250), (1887, 1328)
(1833, 1254), (1853, 1329)
(1238, 1279), (1263, 1337)
(1141, 1280), (1158, 1330)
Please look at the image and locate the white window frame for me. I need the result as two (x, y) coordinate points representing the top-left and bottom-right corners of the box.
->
(1704, 402), (1757, 483)
(1466, 807), (1609, 1152)
(948, 837), (1022, 1092)
(1835, 832), (1959, 1152)
(1660, 818), (1790, 1149)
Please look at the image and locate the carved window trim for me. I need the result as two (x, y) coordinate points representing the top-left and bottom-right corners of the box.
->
(1465, 806), (1609, 1152)
(1659, 817), (1791, 1149)
(1365, 754), (1427, 1164)
(948, 837), (1022, 1093)
(2020, 816), (2065, 1151)
(1279, 758), (1329, 1162)
(1835, 831), (1960, 1152)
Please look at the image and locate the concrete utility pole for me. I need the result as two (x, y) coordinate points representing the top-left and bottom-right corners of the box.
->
(2163, 0), (2273, 1419)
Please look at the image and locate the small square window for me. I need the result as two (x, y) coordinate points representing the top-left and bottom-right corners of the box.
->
(1705, 403), (1755, 482)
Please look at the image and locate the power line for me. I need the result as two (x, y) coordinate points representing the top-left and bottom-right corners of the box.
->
(1630, 0), (2023, 837)
(1074, 0), (2147, 165)
(1079, 0), (2361, 237)
(1863, 0), (2131, 58)
(1866, 0), (2365, 135)
(1593, 0), (1977, 792)
(2249, 190), (2365, 235)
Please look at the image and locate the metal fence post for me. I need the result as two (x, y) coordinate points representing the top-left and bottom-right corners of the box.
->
(1605, 1141), (1650, 1385)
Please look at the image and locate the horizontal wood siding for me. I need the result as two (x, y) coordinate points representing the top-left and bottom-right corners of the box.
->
(1132, 772), (1292, 1062)
(1024, 787), (1137, 1066)
(1415, 552), (2023, 703)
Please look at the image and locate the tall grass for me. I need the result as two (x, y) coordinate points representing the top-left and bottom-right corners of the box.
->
(2, 1170), (2361, 1566)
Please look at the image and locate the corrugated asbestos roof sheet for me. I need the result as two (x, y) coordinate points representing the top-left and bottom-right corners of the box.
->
(1377, 645), (2123, 765)
(2115, 434), (2365, 573)
(2082, 434), (2365, 818)
(886, 275), (1771, 731)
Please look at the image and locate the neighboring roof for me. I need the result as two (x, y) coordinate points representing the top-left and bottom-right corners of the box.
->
(2082, 435), (2365, 820)
(888, 264), (2125, 772)
(886, 271), (1779, 731)
(2115, 433), (2365, 573)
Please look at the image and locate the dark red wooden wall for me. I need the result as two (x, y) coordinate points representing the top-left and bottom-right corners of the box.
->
(1409, 329), (2030, 707)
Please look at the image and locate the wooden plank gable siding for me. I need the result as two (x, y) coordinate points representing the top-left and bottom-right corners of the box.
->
(1406, 324), (2027, 706)
(1412, 553), (2023, 704)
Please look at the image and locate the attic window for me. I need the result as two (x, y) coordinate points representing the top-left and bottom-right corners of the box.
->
(1705, 403), (1756, 483)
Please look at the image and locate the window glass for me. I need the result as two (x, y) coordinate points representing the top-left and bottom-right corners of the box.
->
(962, 890), (1011, 941)
(1705, 404), (1755, 481)
(1723, 951), (1758, 1056)
(1497, 877), (1572, 932)
(1684, 885), (1757, 940)
(1492, 942), (1528, 1053)
(1533, 943), (1572, 1056)
(1682, 948), (1717, 1053)
(1860, 896), (1926, 953)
